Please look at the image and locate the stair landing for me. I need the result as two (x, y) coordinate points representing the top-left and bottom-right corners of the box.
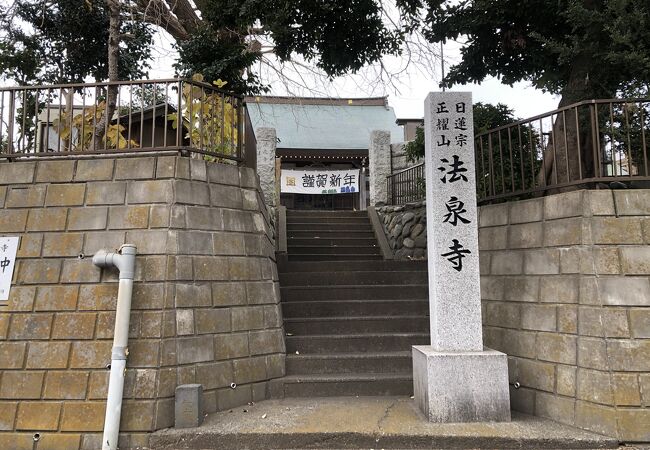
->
(150, 397), (619, 449)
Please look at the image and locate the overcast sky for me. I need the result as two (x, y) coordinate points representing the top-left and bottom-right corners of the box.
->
(148, 29), (560, 121)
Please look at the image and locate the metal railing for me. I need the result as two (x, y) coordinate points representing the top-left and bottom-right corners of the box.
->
(475, 98), (650, 203)
(386, 162), (425, 205)
(0, 78), (246, 163)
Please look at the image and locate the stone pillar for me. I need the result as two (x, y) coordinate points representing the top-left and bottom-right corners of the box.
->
(256, 127), (278, 208)
(369, 130), (391, 205)
(412, 92), (511, 423)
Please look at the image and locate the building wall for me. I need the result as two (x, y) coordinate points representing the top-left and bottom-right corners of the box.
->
(0, 156), (285, 449)
(479, 190), (650, 441)
(390, 143), (410, 173)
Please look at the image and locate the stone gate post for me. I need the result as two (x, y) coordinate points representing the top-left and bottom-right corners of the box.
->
(369, 130), (391, 205)
(256, 127), (278, 208)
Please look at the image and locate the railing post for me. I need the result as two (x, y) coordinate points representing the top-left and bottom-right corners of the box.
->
(176, 80), (183, 150)
(589, 103), (600, 178)
(7, 90), (15, 155)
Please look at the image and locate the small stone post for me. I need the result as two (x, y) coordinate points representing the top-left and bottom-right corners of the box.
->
(412, 92), (511, 423)
(175, 384), (203, 428)
(256, 127), (278, 208)
(369, 130), (391, 205)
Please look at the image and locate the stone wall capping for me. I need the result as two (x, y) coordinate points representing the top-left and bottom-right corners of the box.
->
(509, 197), (543, 224)
(614, 189), (650, 216)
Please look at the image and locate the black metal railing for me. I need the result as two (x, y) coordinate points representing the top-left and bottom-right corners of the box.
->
(0, 78), (246, 163)
(386, 162), (425, 205)
(475, 98), (650, 203)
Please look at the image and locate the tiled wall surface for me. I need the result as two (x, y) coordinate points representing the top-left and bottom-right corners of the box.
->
(0, 156), (285, 449)
(479, 190), (650, 441)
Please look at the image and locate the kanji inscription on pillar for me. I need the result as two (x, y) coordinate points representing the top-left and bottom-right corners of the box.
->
(423, 92), (482, 352)
(0, 236), (19, 303)
(414, 92), (510, 423)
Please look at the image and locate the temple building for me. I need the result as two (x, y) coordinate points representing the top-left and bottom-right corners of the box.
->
(246, 95), (404, 210)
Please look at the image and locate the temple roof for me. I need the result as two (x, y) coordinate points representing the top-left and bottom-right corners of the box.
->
(246, 97), (404, 150)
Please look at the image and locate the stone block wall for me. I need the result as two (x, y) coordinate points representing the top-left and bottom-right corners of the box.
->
(376, 202), (427, 259)
(0, 156), (285, 449)
(479, 189), (650, 442)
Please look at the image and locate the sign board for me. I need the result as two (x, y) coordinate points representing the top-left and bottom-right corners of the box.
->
(0, 236), (19, 303)
(280, 169), (360, 195)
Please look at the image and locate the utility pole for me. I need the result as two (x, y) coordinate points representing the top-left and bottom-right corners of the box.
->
(441, 42), (446, 92)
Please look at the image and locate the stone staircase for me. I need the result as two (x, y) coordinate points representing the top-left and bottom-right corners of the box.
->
(284, 210), (382, 261)
(271, 210), (430, 397)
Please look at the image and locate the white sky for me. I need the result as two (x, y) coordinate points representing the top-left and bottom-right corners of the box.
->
(147, 28), (562, 121)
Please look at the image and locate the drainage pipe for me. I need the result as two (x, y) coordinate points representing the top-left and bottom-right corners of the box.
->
(93, 244), (137, 450)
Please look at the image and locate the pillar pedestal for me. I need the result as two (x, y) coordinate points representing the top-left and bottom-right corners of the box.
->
(412, 346), (510, 423)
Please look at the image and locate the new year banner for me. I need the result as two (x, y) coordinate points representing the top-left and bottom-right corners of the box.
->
(280, 169), (360, 194)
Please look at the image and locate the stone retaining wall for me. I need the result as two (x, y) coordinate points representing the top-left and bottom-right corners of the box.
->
(377, 202), (427, 259)
(378, 190), (650, 440)
(480, 189), (650, 442)
(0, 156), (285, 449)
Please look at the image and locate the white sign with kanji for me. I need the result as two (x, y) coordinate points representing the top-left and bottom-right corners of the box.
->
(0, 236), (19, 303)
(423, 92), (482, 352)
(280, 169), (360, 195)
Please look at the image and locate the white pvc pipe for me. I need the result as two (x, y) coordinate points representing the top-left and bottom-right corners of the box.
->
(93, 244), (136, 450)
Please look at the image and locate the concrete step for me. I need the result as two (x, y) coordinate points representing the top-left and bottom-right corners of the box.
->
(287, 210), (368, 218)
(287, 230), (375, 239)
(281, 284), (428, 301)
(286, 352), (412, 375)
(287, 237), (378, 247)
(286, 333), (429, 353)
(287, 223), (373, 231)
(288, 254), (384, 261)
(286, 216), (370, 224)
(280, 260), (427, 273)
(149, 397), (620, 450)
(282, 299), (429, 318)
(285, 316), (429, 335)
(287, 245), (381, 255)
(280, 270), (427, 286)
(271, 373), (414, 397)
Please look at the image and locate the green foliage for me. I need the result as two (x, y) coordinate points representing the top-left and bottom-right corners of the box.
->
(0, 0), (153, 84)
(404, 125), (425, 163)
(130, 84), (172, 110)
(176, 0), (421, 94)
(400, 102), (543, 201)
(423, 0), (650, 102)
(404, 102), (519, 162)
(175, 25), (266, 95)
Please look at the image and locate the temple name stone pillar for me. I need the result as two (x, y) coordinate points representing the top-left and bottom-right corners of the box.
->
(412, 92), (511, 423)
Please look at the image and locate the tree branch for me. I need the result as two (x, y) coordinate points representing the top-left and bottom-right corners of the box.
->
(164, 0), (200, 35)
(135, 0), (191, 41)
